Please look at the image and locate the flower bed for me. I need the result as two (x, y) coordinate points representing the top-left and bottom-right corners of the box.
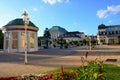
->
(0, 77), (16, 80)
(0, 73), (53, 80)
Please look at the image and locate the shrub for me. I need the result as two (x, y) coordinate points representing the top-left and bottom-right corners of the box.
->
(77, 58), (106, 80)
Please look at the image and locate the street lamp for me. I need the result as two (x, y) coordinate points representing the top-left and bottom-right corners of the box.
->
(89, 36), (91, 51)
(22, 11), (29, 64)
(87, 35), (91, 51)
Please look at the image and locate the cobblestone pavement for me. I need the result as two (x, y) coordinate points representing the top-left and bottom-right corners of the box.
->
(0, 45), (120, 77)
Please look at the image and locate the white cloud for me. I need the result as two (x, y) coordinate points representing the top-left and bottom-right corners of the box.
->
(97, 5), (120, 19)
(108, 20), (112, 23)
(33, 8), (38, 12)
(42, 0), (69, 5)
(42, 0), (56, 5)
(107, 5), (120, 14)
(97, 9), (108, 18)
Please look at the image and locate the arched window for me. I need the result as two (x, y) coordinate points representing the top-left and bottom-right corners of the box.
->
(12, 32), (18, 49)
(5, 32), (10, 49)
(21, 32), (25, 48)
(30, 33), (34, 48)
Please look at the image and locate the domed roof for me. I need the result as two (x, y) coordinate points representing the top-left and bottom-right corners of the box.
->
(98, 24), (106, 29)
(49, 26), (68, 33)
(4, 18), (38, 28)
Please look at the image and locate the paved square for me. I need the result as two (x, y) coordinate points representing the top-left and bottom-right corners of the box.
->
(0, 45), (120, 77)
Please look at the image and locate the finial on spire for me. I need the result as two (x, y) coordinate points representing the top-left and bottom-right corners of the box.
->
(22, 10), (28, 16)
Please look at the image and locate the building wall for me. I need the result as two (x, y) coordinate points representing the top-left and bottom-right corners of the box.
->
(98, 24), (120, 45)
(63, 37), (82, 42)
(61, 32), (85, 42)
(3, 26), (38, 53)
(50, 31), (65, 39)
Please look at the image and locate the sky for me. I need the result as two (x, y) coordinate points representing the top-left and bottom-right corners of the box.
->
(0, 0), (120, 36)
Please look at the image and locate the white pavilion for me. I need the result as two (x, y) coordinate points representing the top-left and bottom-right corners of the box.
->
(2, 18), (39, 53)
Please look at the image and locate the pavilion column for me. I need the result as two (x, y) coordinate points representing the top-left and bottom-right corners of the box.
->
(34, 32), (36, 51)
(27, 31), (30, 52)
(3, 33), (6, 53)
(35, 32), (38, 51)
(8, 32), (12, 53)
(18, 31), (21, 52)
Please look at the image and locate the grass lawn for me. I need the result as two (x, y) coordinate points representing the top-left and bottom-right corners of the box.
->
(104, 64), (120, 80)
(46, 64), (120, 80)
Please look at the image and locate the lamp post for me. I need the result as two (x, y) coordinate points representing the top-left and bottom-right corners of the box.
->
(22, 11), (29, 64)
(89, 36), (91, 51)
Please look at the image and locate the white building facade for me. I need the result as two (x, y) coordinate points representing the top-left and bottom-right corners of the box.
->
(60, 31), (85, 42)
(97, 24), (120, 45)
(49, 26), (68, 39)
(2, 18), (39, 53)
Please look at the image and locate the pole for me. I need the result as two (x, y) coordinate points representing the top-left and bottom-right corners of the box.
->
(89, 36), (91, 51)
(22, 10), (29, 64)
(8, 32), (10, 53)
(24, 23), (27, 64)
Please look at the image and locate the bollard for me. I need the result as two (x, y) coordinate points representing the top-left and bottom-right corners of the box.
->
(85, 50), (89, 58)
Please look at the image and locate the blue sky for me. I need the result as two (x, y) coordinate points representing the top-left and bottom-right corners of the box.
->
(0, 0), (120, 36)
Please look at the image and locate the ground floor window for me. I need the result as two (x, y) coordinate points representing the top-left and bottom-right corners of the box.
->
(30, 33), (35, 48)
(12, 40), (18, 49)
(21, 39), (25, 48)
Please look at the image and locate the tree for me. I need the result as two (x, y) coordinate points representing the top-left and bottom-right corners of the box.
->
(0, 30), (4, 49)
(83, 39), (87, 45)
(43, 28), (51, 48)
(57, 38), (66, 49)
(38, 36), (44, 47)
(91, 39), (97, 45)
(43, 28), (51, 38)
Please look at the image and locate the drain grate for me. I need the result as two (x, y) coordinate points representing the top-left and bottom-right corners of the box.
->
(106, 59), (117, 62)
